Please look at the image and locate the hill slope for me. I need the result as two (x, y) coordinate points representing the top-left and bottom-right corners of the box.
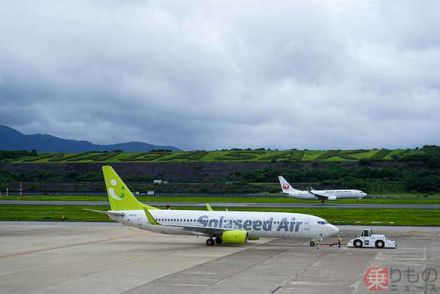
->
(3, 148), (418, 163)
(0, 125), (180, 152)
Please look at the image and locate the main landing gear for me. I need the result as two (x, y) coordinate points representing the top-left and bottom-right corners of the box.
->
(206, 237), (222, 246)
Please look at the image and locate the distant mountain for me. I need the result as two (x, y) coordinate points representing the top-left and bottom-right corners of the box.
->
(0, 125), (180, 152)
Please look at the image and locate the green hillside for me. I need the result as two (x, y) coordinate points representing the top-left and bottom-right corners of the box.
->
(0, 147), (427, 163)
(1, 146), (440, 195)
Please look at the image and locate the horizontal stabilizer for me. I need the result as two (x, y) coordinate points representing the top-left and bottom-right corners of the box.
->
(83, 208), (108, 214)
(83, 208), (125, 217)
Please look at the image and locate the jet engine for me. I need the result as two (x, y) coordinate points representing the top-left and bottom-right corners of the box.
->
(328, 196), (337, 200)
(221, 230), (248, 244)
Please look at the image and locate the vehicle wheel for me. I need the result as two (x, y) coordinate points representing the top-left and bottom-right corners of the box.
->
(215, 237), (223, 244)
(353, 239), (363, 248)
(309, 241), (315, 247)
(206, 238), (215, 246)
(375, 240), (385, 248)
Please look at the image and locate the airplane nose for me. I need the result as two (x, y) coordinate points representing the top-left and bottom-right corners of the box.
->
(328, 224), (339, 236)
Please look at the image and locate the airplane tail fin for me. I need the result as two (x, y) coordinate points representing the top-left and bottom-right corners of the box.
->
(278, 176), (297, 193)
(102, 166), (159, 211)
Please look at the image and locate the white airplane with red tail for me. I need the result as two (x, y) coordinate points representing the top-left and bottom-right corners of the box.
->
(278, 176), (367, 203)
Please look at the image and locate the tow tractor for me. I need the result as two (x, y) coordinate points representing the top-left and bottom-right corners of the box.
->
(347, 228), (397, 249)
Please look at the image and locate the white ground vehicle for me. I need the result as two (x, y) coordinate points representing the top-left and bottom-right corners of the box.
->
(347, 229), (397, 248)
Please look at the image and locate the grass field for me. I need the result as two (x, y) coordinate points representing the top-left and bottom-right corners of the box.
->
(0, 205), (110, 222)
(2, 193), (440, 204)
(10, 148), (419, 163)
(0, 205), (438, 226)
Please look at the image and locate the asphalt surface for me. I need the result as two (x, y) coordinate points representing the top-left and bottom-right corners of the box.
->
(1, 200), (440, 209)
(1, 222), (439, 294)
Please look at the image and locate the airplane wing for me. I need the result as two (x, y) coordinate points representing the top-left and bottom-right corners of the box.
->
(143, 208), (230, 236)
(170, 224), (226, 236)
(308, 190), (337, 200)
(307, 190), (329, 200)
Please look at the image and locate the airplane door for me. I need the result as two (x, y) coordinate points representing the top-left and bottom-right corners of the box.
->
(304, 218), (310, 230)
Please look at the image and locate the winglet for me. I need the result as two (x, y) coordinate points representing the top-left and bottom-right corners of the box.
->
(143, 207), (159, 225)
(206, 203), (213, 211)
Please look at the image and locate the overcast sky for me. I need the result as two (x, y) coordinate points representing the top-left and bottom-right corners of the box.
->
(1, 0), (439, 150)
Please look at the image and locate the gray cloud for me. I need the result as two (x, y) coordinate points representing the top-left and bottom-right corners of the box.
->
(1, 0), (439, 150)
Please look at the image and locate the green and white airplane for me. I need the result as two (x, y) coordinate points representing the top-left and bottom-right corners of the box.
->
(93, 166), (339, 246)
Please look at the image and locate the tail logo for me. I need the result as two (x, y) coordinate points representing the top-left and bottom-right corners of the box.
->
(282, 184), (290, 190)
(108, 179), (126, 201)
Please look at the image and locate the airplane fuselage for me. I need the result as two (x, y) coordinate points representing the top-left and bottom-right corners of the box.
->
(110, 210), (339, 239)
(284, 189), (366, 200)
(278, 176), (367, 201)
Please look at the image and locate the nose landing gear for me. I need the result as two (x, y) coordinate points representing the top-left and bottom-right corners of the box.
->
(309, 234), (323, 248)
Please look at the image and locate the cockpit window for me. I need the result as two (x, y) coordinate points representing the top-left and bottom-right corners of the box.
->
(317, 221), (327, 225)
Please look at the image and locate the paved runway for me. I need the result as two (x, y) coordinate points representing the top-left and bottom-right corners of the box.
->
(1, 200), (439, 209)
(0, 222), (439, 293)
